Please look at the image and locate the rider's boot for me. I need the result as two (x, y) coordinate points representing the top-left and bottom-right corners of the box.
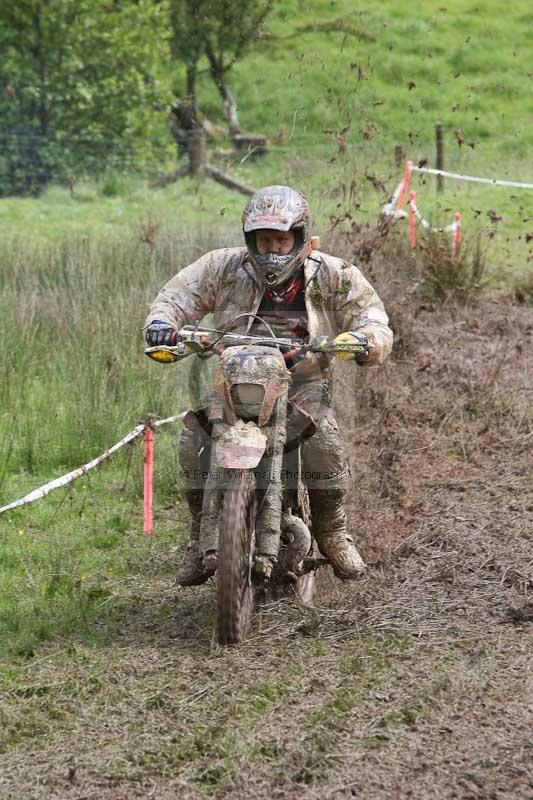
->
(309, 488), (366, 580)
(176, 490), (215, 586)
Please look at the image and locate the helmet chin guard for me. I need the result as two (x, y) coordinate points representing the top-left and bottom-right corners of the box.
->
(242, 185), (311, 287)
(253, 252), (296, 286)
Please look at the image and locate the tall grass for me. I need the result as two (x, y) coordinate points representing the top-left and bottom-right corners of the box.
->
(414, 230), (488, 305)
(0, 224), (243, 656)
(0, 224), (236, 495)
(0, 454), (188, 658)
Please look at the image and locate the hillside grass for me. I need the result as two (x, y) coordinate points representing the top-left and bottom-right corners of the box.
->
(235, 0), (532, 155)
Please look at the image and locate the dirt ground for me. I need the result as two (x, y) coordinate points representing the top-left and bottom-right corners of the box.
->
(1, 293), (532, 799)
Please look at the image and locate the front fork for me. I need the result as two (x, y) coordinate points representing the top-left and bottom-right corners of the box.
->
(198, 401), (287, 566)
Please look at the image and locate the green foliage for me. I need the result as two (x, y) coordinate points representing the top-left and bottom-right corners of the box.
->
(168, 0), (275, 72)
(0, 0), (171, 195)
(168, 0), (276, 127)
(169, 0), (207, 71)
(97, 172), (135, 198)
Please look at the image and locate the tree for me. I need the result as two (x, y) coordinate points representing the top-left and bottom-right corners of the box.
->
(168, 0), (275, 139)
(168, 0), (207, 133)
(163, 0), (274, 191)
(202, 0), (275, 135)
(0, 0), (170, 195)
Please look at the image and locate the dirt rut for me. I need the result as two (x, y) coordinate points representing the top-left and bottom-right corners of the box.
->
(1, 295), (532, 799)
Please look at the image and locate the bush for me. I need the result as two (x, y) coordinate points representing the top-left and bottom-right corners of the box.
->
(98, 172), (133, 198)
(414, 230), (488, 306)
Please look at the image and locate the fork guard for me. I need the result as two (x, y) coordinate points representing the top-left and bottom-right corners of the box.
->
(213, 420), (267, 469)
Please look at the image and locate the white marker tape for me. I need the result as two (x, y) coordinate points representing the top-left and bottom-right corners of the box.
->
(412, 166), (533, 190)
(382, 181), (404, 217)
(409, 195), (454, 233)
(0, 415), (181, 516)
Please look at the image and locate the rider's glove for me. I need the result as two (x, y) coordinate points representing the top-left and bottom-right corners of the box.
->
(145, 320), (179, 347)
(333, 332), (370, 363)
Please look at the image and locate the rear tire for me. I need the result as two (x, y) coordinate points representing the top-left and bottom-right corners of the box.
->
(217, 470), (257, 645)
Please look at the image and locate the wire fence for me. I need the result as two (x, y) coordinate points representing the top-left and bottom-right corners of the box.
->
(1, 131), (531, 183)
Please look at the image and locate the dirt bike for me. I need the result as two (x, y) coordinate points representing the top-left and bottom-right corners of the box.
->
(145, 315), (363, 645)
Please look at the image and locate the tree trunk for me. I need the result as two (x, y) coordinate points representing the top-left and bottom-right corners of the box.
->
(184, 62), (198, 129)
(222, 86), (240, 137)
(189, 128), (206, 177)
(182, 62), (208, 177)
(205, 45), (241, 136)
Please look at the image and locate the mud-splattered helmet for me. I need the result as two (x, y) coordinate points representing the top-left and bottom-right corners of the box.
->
(242, 185), (311, 287)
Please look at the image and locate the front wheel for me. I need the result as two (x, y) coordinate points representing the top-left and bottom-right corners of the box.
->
(217, 470), (257, 645)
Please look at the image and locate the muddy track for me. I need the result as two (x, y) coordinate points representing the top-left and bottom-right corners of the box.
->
(1, 296), (532, 800)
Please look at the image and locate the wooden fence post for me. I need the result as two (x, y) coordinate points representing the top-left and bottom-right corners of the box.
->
(435, 123), (444, 193)
(394, 143), (405, 167)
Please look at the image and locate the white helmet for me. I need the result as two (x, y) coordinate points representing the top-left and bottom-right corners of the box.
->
(242, 185), (311, 287)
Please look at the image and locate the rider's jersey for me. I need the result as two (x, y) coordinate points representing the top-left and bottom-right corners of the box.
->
(255, 268), (309, 341)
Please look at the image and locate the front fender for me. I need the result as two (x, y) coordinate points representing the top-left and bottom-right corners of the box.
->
(213, 420), (267, 469)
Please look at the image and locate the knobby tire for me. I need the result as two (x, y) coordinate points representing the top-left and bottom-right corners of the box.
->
(217, 470), (256, 645)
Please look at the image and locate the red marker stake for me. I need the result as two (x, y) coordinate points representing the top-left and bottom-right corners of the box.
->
(397, 160), (413, 211)
(409, 191), (417, 248)
(143, 427), (154, 534)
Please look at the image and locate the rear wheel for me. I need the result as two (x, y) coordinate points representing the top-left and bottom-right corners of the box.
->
(217, 470), (257, 645)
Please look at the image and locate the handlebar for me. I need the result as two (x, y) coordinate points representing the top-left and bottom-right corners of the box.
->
(179, 324), (305, 351)
(144, 323), (370, 364)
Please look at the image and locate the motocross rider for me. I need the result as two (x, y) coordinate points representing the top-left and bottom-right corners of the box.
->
(144, 185), (393, 584)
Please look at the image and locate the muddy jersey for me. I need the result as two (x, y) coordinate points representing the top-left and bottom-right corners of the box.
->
(255, 269), (309, 341)
(146, 248), (393, 368)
